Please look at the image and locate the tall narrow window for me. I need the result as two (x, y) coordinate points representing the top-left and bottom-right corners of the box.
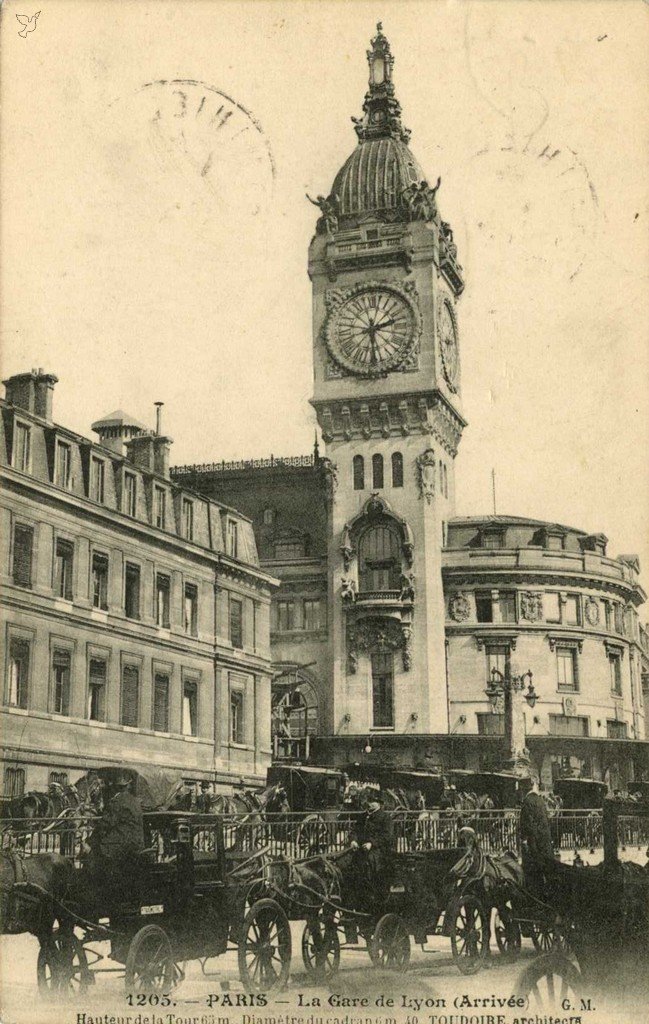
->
(90, 457), (105, 503)
(91, 552), (109, 610)
(88, 658), (106, 721)
(353, 455), (365, 490)
(475, 593), (493, 623)
(372, 453), (384, 489)
(371, 652), (394, 728)
(184, 583), (198, 636)
(608, 652), (622, 696)
(54, 539), (74, 600)
(227, 520), (238, 558)
(303, 599), (321, 631)
(154, 486), (166, 529)
(51, 650), (71, 715)
(124, 562), (141, 619)
(182, 498), (194, 541)
(557, 648), (578, 692)
(277, 600), (295, 631)
(498, 591), (517, 623)
(155, 573), (171, 628)
(182, 680), (198, 736)
(4, 767), (25, 799)
(121, 664), (139, 727)
(358, 524), (400, 592)
(486, 643), (510, 682)
(153, 672), (170, 732)
(230, 689), (244, 744)
(55, 440), (71, 488)
(14, 423), (31, 472)
(391, 452), (403, 488)
(123, 472), (137, 517)
(12, 523), (33, 588)
(6, 638), (30, 708)
(229, 598), (243, 648)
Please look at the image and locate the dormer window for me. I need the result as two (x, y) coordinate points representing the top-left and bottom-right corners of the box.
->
(482, 530), (504, 549)
(13, 422), (31, 473)
(90, 456), (105, 503)
(55, 440), (71, 488)
(227, 520), (238, 558)
(123, 472), (137, 517)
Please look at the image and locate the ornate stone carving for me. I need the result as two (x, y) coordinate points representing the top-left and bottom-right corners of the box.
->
(379, 402), (390, 438)
(307, 192), (340, 235)
(398, 400), (410, 436)
(520, 592), (543, 623)
(399, 572), (415, 603)
(416, 448), (436, 504)
(401, 177), (441, 222)
(359, 404), (371, 439)
(341, 405), (352, 440)
(320, 407), (334, 442)
(449, 592), (470, 622)
(341, 577), (357, 604)
(320, 458), (338, 501)
(340, 526), (353, 572)
(401, 625), (412, 671)
(346, 617), (412, 674)
(584, 597), (600, 627)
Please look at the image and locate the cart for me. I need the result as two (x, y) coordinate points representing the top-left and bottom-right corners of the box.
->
(28, 811), (292, 996)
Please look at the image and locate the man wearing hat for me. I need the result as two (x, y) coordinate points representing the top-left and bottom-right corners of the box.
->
(350, 790), (395, 900)
(85, 771), (144, 884)
(196, 781), (213, 814)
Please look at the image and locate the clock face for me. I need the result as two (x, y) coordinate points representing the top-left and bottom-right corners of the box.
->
(326, 286), (418, 376)
(439, 299), (459, 391)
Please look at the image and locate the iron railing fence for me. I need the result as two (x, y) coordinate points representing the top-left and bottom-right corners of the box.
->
(2, 809), (648, 865)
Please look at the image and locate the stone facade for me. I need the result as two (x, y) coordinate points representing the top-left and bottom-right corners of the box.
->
(1, 371), (276, 795)
(172, 26), (649, 788)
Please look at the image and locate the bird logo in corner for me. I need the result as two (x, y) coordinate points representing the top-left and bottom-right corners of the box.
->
(16, 11), (41, 38)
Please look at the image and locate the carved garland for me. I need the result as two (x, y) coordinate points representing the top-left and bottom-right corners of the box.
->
(347, 617), (411, 674)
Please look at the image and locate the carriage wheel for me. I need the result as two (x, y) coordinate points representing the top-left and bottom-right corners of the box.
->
(515, 952), (581, 1007)
(493, 903), (521, 963)
(370, 914), (411, 972)
(238, 898), (291, 993)
(530, 921), (568, 954)
(301, 918), (341, 980)
(37, 931), (91, 997)
(450, 895), (489, 975)
(125, 924), (176, 994)
(296, 815), (329, 855)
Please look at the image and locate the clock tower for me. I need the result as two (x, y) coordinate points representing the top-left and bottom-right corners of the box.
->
(309, 25), (466, 740)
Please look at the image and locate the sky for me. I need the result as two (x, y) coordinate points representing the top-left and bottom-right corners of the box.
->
(2, 0), (648, 588)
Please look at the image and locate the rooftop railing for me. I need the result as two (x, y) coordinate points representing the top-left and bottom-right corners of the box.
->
(171, 454), (316, 476)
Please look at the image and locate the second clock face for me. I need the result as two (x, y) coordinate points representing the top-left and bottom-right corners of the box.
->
(439, 299), (459, 391)
(326, 286), (417, 376)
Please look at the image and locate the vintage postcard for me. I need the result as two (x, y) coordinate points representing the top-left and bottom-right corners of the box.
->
(1, 3), (648, 1024)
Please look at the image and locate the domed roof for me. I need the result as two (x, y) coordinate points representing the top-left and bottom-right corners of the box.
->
(332, 136), (424, 218)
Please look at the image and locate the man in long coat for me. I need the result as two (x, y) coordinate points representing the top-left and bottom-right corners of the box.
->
(86, 772), (144, 880)
(350, 791), (395, 901)
(519, 775), (554, 896)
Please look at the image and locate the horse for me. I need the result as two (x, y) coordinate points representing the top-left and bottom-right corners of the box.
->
(0, 850), (73, 939)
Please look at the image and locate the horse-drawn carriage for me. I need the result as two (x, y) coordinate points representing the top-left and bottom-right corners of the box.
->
(2, 810), (293, 996)
(513, 797), (649, 1007)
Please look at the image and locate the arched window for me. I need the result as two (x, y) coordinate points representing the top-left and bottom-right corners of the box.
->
(358, 523), (401, 592)
(353, 455), (365, 490)
(439, 460), (444, 493)
(372, 454), (384, 489)
(391, 452), (403, 488)
(4, 767), (25, 798)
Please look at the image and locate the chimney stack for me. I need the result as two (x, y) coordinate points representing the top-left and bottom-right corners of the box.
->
(92, 410), (147, 456)
(3, 369), (58, 422)
(155, 402), (164, 435)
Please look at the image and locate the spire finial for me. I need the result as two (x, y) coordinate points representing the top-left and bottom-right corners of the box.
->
(352, 23), (410, 144)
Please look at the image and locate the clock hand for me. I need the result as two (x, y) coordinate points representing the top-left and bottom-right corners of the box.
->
(373, 318), (395, 331)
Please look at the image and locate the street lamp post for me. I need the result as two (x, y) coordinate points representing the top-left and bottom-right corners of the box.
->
(485, 667), (538, 776)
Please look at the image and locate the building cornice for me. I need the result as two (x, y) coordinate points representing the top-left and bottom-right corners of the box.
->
(442, 565), (641, 602)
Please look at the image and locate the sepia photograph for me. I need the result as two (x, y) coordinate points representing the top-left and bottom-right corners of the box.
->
(0, 2), (648, 1024)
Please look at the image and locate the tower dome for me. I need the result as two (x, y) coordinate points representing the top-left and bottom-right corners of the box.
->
(332, 136), (424, 219)
(320, 23), (439, 227)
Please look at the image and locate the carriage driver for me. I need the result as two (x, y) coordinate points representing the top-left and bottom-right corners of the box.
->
(349, 790), (395, 895)
(519, 773), (554, 897)
(83, 771), (145, 882)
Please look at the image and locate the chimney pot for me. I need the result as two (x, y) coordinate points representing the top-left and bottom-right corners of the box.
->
(154, 402), (164, 436)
